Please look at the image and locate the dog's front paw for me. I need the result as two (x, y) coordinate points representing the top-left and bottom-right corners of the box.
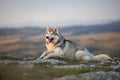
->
(42, 56), (49, 60)
(36, 56), (43, 61)
(40, 56), (44, 59)
(36, 58), (41, 61)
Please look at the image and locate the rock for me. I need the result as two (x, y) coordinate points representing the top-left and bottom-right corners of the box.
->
(0, 57), (120, 80)
(53, 64), (85, 69)
(54, 71), (120, 80)
(109, 57), (120, 65)
(0, 59), (67, 68)
(18, 61), (34, 68)
(53, 75), (77, 80)
(0, 60), (34, 68)
(38, 59), (67, 65)
(53, 64), (96, 69)
(78, 71), (120, 80)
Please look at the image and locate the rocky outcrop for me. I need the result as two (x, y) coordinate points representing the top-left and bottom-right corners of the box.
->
(54, 71), (120, 80)
(0, 57), (120, 80)
(0, 57), (120, 69)
(0, 59), (67, 68)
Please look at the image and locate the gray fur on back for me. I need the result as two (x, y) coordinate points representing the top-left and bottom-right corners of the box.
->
(64, 40), (85, 60)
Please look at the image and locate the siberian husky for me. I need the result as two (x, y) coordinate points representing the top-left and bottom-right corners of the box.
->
(38, 27), (111, 61)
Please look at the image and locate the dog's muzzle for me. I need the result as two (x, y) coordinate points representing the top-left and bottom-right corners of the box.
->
(46, 36), (54, 45)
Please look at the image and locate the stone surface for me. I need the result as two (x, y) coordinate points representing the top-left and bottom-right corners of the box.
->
(0, 59), (67, 68)
(0, 57), (120, 80)
(54, 71), (120, 80)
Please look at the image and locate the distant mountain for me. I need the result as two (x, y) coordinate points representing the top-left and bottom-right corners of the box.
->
(0, 21), (120, 36)
(0, 27), (45, 36)
(60, 21), (120, 35)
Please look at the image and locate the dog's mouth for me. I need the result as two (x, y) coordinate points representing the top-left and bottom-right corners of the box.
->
(46, 38), (54, 45)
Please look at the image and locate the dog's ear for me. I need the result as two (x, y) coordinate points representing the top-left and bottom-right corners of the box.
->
(46, 26), (50, 31)
(53, 27), (59, 33)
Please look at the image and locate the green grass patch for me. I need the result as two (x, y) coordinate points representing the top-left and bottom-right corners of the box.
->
(51, 57), (91, 65)
(0, 56), (38, 61)
(24, 67), (94, 80)
(0, 56), (23, 60)
(0, 61), (120, 80)
(0, 56), (120, 80)
(34, 62), (51, 68)
(0, 63), (93, 80)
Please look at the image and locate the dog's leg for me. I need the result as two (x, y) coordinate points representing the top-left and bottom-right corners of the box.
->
(40, 51), (48, 59)
(75, 49), (95, 61)
(37, 51), (47, 60)
(42, 48), (64, 60)
(42, 52), (60, 60)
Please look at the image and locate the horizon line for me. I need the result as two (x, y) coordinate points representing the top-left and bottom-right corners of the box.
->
(0, 20), (119, 28)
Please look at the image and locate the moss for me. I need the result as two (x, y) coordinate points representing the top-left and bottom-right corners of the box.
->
(23, 56), (38, 61)
(25, 67), (93, 80)
(0, 61), (120, 80)
(101, 62), (116, 66)
(0, 63), (24, 80)
(0, 56), (23, 60)
(0, 56), (120, 80)
(34, 62), (51, 68)
(51, 57), (93, 65)
(0, 56), (38, 61)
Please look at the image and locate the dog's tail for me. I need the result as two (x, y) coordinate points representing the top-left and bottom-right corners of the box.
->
(94, 54), (111, 61)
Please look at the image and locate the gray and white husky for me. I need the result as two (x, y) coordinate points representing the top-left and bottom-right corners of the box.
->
(38, 27), (111, 61)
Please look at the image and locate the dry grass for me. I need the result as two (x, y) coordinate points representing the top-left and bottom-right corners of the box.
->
(66, 32), (120, 49)
(0, 35), (21, 45)
(0, 32), (120, 57)
(65, 32), (120, 57)
(23, 50), (37, 55)
(0, 44), (22, 52)
(25, 35), (44, 42)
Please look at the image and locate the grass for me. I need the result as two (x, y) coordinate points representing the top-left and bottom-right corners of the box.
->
(34, 62), (51, 68)
(0, 56), (38, 61)
(1, 63), (119, 80)
(32, 59), (120, 80)
(50, 57), (101, 65)
(0, 57), (120, 80)
(0, 63), (94, 80)
(0, 56), (23, 60)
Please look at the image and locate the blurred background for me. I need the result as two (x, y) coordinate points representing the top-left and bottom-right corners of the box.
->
(0, 0), (120, 58)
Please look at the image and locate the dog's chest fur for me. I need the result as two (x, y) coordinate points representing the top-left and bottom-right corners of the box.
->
(46, 43), (56, 51)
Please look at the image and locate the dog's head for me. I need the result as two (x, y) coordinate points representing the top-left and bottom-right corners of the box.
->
(45, 27), (60, 45)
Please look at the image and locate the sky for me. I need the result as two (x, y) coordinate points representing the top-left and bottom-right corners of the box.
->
(0, 0), (120, 27)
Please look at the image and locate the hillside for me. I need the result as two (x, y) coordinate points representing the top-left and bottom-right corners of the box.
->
(0, 21), (120, 58)
(0, 21), (120, 36)
(0, 21), (120, 80)
(60, 21), (120, 35)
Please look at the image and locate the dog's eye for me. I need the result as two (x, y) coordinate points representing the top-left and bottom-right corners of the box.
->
(46, 31), (50, 34)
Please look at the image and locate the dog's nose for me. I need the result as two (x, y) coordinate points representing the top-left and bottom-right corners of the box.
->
(46, 36), (49, 39)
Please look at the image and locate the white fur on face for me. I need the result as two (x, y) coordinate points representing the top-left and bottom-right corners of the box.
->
(45, 31), (60, 45)
(46, 33), (55, 40)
